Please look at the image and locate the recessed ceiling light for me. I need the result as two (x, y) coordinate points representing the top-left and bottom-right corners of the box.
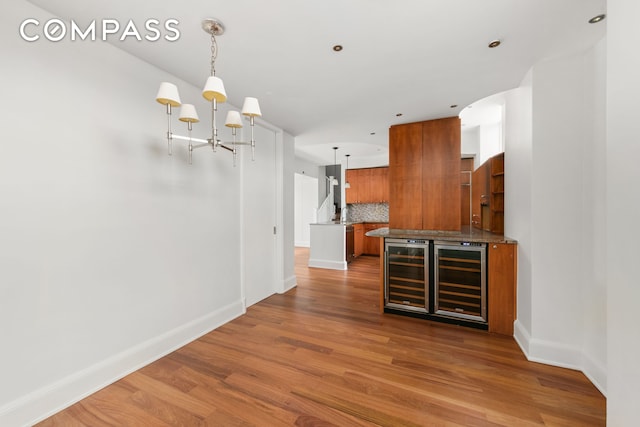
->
(589, 14), (606, 24)
(488, 39), (501, 48)
(332, 45), (343, 52)
(396, 113), (403, 117)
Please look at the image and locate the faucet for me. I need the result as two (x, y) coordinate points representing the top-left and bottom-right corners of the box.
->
(340, 206), (348, 223)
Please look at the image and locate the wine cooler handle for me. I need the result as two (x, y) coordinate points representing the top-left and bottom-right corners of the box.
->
(383, 250), (388, 302)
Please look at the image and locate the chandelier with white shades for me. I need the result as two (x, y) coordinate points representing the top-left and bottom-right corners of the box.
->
(155, 18), (262, 166)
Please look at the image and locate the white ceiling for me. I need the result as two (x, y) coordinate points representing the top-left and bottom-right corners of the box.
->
(28, 0), (606, 166)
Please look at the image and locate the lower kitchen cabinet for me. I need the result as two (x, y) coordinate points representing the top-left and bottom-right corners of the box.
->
(353, 223), (388, 257)
(488, 242), (517, 335)
(363, 223), (388, 256)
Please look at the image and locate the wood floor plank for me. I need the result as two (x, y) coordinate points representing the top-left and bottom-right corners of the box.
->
(120, 372), (216, 418)
(36, 248), (606, 426)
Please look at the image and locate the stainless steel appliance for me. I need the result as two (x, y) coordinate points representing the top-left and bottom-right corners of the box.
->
(384, 238), (429, 313)
(433, 241), (487, 324)
(345, 224), (354, 263)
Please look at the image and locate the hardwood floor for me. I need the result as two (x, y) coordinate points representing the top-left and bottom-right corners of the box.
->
(38, 248), (605, 426)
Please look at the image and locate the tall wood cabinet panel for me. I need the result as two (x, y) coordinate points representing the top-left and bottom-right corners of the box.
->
(389, 122), (424, 229)
(422, 117), (461, 230)
(488, 243), (517, 335)
(389, 117), (461, 231)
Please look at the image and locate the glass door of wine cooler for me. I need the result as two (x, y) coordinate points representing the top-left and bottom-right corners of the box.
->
(384, 239), (429, 313)
(434, 241), (487, 323)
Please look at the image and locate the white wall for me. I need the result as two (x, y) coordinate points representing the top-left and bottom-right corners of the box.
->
(461, 126), (480, 160)
(581, 37), (607, 395)
(294, 156), (320, 178)
(606, 0), (640, 423)
(479, 121), (503, 166)
(281, 132), (297, 292)
(508, 40), (607, 394)
(0, 2), (286, 425)
(504, 71), (533, 342)
(241, 124), (278, 307)
(294, 173), (318, 247)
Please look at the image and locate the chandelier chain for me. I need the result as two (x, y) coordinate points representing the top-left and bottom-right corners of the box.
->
(210, 33), (218, 76)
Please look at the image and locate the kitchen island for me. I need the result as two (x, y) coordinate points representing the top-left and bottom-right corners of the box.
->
(309, 222), (348, 270)
(367, 226), (518, 335)
(309, 221), (390, 270)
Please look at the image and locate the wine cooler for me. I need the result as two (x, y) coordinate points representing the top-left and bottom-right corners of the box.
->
(433, 241), (487, 323)
(384, 239), (429, 313)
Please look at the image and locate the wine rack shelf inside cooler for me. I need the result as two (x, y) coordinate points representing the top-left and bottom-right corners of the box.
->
(385, 239), (429, 313)
(434, 242), (487, 323)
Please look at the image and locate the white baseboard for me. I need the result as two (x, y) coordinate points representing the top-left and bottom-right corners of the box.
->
(281, 275), (297, 293)
(514, 320), (582, 369)
(513, 319), (531, 355)
(295, 241), (310, 248)
(513, 320), (607, 397)
(308, 258), (347, 270)
(582, 352), (607, 397)
(1, 300), (245, 427)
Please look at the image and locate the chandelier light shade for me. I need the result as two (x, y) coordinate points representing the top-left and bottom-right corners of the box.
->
(202, 76), (227, 103)
(155, 18), (262, 166)
(155, 82), (181, 107)
(241, 97), (262, 117)
(225, 111), (243, 128)
(179, 104), (199, 123)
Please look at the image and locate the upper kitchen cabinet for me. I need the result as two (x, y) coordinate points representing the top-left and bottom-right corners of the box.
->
(389, 117), (461, 231)
(369, 167), (389, 203)
(345, 167), (389, 204)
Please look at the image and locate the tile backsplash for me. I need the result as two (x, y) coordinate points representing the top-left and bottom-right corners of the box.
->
(347, 203), (389, 223)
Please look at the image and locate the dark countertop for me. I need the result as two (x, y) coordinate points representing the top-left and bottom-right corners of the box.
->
(366, 226), (517, 244)
(311, 221), (389, 226)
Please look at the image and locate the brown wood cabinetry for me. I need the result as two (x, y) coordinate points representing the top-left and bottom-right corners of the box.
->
(345, 167), (388, 204)
(377, 236), (517, 336)
(389, 117), (461, 231)
(489, 154), (505, 235)
(389, 122), (425, 229)
(369, 167), (388, 203)
(471, 152), (504, 234)
(362, 223), (388, 256)
(471, 162), (488, 228)
(488, 243), (517, 335)
(345, 170), (359, 204)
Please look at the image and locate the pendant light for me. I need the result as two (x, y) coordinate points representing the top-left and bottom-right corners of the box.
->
(344, 154), (351, 189)
(331, 147), (339, 186)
